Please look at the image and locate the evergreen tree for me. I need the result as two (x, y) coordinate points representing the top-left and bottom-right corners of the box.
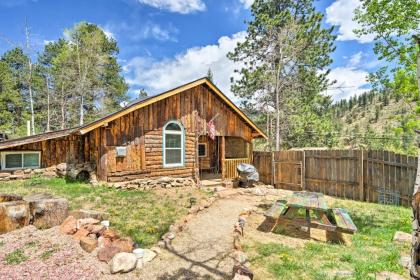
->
(228, 0), (336, 150)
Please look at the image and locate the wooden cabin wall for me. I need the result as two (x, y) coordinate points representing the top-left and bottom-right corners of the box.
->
(97, 84), (254, 182)
(0, 133), (98, 168)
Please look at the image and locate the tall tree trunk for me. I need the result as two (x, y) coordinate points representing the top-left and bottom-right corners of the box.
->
(275, 88), (280, 151)
(60, 82), (66, 129)
(28, 61), (35, 135)
(80, 95), (84, 126)
(45, 76), (50, 132)
(410, 35), (420, 280)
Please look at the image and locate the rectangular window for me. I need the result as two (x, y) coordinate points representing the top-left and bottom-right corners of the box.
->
(198, 143), (207, 157)
(1, 151), (40, 170)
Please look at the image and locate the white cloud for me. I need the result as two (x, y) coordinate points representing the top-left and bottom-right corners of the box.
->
(138, 0), (205, 14)
(123, 32), (246, 101)
(105, 21), (178, 42)
(100, 26), (115, 40)
(348, 51), (362, 66)
(43, 40), (55, 45)
(239, 0), (253, 9)
(326, 0), (375, 43)
(326, 66), (369, 101)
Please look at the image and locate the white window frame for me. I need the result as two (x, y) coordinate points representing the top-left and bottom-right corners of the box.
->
(198, 143), (207, 157)
(163, 121), (185, 168)
(0, 151), (41, 170)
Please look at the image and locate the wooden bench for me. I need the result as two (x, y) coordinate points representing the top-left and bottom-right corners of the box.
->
(264, 200), (287, 219)
(331, 208), (357, 234)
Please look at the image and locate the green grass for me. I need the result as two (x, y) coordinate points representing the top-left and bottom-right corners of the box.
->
(4, 249), (29, 265)
(0, 177), (209, 247)
(244, 199), (411, 280)
(40, 244), (60, 260)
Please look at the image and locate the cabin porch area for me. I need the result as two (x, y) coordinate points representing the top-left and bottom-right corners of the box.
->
(198, 135), (252, 181)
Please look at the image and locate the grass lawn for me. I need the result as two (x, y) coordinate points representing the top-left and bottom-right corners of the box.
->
(0, 177), (210, 248)
(243, 198), (411, 280)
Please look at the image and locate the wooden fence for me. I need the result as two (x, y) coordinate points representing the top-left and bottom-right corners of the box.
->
(253, 149), (418, 206)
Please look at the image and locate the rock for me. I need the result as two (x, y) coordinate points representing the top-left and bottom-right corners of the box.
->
(188, 205), (200, 214)
(376, 271), (406, 280)
(0, 200), (30, 234)
(24, 194), (68, 229)
(166, 232), (176, 240)
(136, 259), (144, 269)
(250, 188), (267, 196)
(0, 172), (11, 178)
(112, 237), (134, 253)
(142, 249), (157, 263)
(77, 218), (100, 229)
(98, 236), (112, 248)
(233, 274), (251, 280)
(73, 228), (90, 240)
(158, 176), (172, 183)
(150, 246), (162, 255)
(102, 228), (119, 240)
(98, 246), (121, 263)
(110, 252), (137, 274)
(69, 209), (109, 221)
(13, 170), (24, 176)
(400, 255), (411, 269)
(85, 224), (105, 235)
(393, 231), (411, 243)
(60, 216), (77, 235)
(232, 250), (247, 265)
(0, 194), (22, 202)
(80, 237), (98, 253)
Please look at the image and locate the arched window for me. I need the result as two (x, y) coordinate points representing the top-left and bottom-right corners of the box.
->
(163, 121), (184, 167)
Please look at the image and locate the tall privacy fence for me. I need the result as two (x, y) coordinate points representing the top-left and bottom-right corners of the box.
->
(253, 149), (418, 207)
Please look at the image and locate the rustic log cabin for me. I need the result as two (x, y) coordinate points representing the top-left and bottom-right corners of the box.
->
(0, 78), (267, 183)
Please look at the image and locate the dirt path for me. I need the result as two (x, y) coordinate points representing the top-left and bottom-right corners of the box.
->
(139, 195), (258, 280)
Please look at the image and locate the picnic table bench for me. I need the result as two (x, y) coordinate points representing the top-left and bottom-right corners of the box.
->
(264, 191), (357, 234)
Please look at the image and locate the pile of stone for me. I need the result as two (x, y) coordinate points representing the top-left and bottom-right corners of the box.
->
(112, 176), (196, 190)
(0, 163), (97, 185)
(0, 193), (68, 234)
(59, 209), (157, 274)
(232, 208), (255, 280)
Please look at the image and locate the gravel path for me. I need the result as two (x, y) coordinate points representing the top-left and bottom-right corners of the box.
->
(139, 195), (257, 280)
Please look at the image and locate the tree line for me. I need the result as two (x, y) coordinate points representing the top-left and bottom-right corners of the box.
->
(0, 22), (128, 137)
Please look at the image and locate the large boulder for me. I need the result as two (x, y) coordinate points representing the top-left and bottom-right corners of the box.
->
(0, 200), (30, 234)
(24, 193), (68, 229)
(69, 209), (110, 221)
(110, 252), (137, 274)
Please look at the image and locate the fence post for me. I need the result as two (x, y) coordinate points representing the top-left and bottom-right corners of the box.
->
(359, 149), (364, 201)
(302, 150), (306, 190)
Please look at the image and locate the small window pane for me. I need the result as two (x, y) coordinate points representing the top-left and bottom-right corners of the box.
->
(165, 149), (182, 164)
(165, 123), (181, 131)
(198, 144), (206, 157)
(23, 153), (39, 168)
(5, 154), (22, 169)
(165, 134), (181, 148)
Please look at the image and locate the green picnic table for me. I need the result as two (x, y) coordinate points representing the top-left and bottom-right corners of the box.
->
(264, 191), (357, 234)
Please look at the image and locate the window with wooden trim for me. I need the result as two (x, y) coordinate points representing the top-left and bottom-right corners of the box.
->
(198, 143), (207, 157)
(1, 151), (41, 170)
(163, 121), (184, 167)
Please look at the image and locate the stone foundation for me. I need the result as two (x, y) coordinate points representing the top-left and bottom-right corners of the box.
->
(0, 163), (97, 185)
(111, 176), (196, 190)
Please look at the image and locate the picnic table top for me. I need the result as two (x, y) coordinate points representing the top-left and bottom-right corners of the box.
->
(286, 191), (329, 211)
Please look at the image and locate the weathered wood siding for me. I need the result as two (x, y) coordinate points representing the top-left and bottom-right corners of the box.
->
(254, 149), (418, 206)
(0, 134), (98, 168)
(96, 84), (254, 182)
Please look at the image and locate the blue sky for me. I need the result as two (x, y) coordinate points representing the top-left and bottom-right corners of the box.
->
(0, 0), (381, 102)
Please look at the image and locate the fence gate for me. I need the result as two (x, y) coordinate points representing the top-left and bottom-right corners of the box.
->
(273, 150), (303, 191)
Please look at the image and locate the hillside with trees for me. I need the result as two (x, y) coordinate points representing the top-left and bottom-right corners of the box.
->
(0, 22), (128, 137)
